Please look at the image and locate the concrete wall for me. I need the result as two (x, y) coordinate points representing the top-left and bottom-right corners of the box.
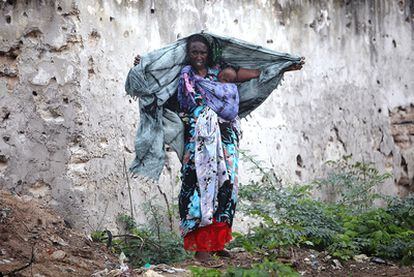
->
(0, 0), (413, 232)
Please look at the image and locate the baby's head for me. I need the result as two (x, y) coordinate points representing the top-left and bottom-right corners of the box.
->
(218, 67), (237, 83)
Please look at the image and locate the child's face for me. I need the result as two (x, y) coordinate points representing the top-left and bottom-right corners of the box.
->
(218, 68), (237, 83)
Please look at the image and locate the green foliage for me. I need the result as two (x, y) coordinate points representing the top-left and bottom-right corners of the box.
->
(314, 155), (391, 212)
(189, 260), (299, 277)
(224, 260), (299, 277)
(189, 267), (222, 277)
(93, 213), (190, 267)
(234, 153), (414, 264)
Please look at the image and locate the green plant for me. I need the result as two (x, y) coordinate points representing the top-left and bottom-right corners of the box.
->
(233, 152), (414, 264)
(93, 214), (191, 267)
(189, 260), (299, 277)
(314, 155), (391, 212)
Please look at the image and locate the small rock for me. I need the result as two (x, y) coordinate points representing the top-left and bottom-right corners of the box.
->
(370, 257), (386, 265)
(0, 259), (12, 264)
(91, 268), (109, 277)
(304, 257), (311, 264)
(65, 268), (76, 273)
(354, 254), (369, 263)
(143, 270), (164, 277)
(323, 255), (332, 262)
(229, 247), (245, 253)
(50, 234), (68, 246)
(332, 259), (343, 269)
(51, 250), (66, 260)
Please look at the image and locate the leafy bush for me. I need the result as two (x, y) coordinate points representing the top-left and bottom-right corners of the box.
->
(112, 214), (190, 266)
(233, 153), (414, 264)
(314, 155), (391, 212)
(190, 260), (299, 277)
(92, 214), (190, 267)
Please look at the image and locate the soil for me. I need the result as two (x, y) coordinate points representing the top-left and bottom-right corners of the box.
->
(174, 247), (414, 277)
(1, 190), (413, 277)
(0, 191), (119, 277)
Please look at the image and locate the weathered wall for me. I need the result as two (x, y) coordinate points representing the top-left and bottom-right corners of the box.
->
(0, 0), (413, 232)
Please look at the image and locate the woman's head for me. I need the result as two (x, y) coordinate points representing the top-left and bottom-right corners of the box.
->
(186, 34), (214, 70)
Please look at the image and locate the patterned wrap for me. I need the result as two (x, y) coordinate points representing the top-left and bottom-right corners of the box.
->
(177, 66), (239, 237)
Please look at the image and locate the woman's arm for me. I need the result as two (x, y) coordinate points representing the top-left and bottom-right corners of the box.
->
(236, 57), (305, 82)
(236, 68), (261, 82)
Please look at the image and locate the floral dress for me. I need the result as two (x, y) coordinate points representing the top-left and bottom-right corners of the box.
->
(178, 66), (240, 251)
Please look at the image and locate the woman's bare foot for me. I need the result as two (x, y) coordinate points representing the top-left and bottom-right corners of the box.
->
(194, 251), (211, 262)
(194, 251), (224, 268)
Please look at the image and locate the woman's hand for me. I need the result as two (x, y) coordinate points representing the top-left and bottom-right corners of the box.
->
(286, 57), (305, 72)
(133, 54), (141, 66)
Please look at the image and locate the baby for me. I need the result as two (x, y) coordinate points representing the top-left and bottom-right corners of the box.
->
(217, 66), (237, 83)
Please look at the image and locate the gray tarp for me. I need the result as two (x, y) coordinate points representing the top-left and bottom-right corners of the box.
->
(125, 32), (301, 180)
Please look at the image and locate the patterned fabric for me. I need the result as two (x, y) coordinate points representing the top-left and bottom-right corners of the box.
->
(178, 65), (239, 121)
(178, 66), (239, 240)
(195, 107), (228, 227)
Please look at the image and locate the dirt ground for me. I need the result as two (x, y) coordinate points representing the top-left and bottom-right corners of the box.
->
(1, 190), (413, 277)
(0, 191), (119, 277)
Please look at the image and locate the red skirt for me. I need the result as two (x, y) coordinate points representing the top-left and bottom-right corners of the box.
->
(183, 220), (232, 252)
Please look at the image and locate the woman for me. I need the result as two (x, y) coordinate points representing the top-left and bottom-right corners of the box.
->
(132, 33), (304, 264)
(176, 34), (262, 263)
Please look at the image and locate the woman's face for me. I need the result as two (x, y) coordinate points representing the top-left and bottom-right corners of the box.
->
(188, 41), (209, 71)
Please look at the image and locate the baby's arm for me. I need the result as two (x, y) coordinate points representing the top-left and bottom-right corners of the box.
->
(236, 68), (261, 82)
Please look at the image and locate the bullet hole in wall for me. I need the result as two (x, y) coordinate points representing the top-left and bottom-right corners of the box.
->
(392, 39), (397, 48)
(401, 156), (408, 173)
(6, 16), (11, 24)
(0, 155), (7, 164)
(296, 154), (303, 168)
(110, 16), (114, 22)
(267, 39), (273, 44)
(378, 108), (382, 113)
(3, 136), (10, 142)
(3, 112), (10, 121)
(234, 19), (238, 24)
(23, 12), (27, 17)
(57, 6), (62, 12)
(377, 80), (381, 85)
(32, 91), (37, 96)
(63, 97), (69, 104)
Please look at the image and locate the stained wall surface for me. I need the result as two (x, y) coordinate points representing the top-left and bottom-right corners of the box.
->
(0, 0), (413, 232)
